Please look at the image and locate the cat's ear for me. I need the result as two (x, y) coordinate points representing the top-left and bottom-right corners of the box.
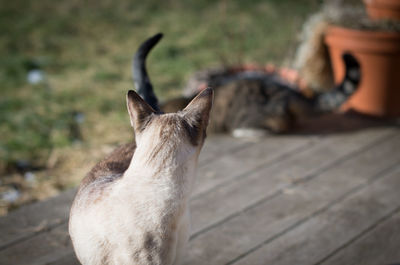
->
(182, 87), (213, 130)
(126, 90), (156, 132)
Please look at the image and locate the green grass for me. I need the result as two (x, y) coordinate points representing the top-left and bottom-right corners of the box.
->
(0, 0), (321, 170)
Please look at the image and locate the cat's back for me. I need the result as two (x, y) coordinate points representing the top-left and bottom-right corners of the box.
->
(69, 142), (135, 219)
(79, 142), (135, 189)
(68, 142), (147, 264)
(69, 142), (184, 265)
(209, 79), (269, 132)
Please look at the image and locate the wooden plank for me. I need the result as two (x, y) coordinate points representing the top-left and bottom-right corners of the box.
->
(183, 133), (400, 265)
(234, 166), (400, 265)
(0, 136), (315, 265)
(0, 135), (249, 252)
(0, 128), (396, 264)
(319, 208), (400, 265)
(0, 222), (72, 265)
(47, 253), (80, 265)
(189, 128), (396, 236)
(0, 189), (75, 251)
(193, 135), (317, 198)
(199, 134), (252, 164)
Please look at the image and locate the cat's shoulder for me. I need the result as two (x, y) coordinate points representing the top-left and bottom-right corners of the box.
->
(78, 142), (136, 191)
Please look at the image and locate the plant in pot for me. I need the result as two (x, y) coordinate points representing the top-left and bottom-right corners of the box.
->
(323, 4), (400, 117)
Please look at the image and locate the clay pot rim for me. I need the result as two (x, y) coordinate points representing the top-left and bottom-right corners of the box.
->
(325, 25), (400, 53)
(326, 25), (400, 39)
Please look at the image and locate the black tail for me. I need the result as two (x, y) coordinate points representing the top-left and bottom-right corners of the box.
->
(132, 33), (163, 112)
(314, 52), (361, 112)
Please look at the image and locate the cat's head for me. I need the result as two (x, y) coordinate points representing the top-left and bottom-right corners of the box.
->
(126, 88), (213, 163)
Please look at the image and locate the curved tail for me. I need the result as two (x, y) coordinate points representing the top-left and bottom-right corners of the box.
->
(132, 33), (163, 112)
(314, 52), (361, 112)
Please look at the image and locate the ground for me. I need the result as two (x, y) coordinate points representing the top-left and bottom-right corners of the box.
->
(0, 114), (399, 264)
(0, 0), (323, 215)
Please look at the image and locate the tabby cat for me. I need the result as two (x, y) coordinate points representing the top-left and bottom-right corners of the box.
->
(133, 33), (360, 136)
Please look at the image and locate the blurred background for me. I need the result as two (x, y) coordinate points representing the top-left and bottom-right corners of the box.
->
(1, 0), (396, 215)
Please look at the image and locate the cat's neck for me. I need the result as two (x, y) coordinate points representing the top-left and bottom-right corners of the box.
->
(123, 140), (199, 191)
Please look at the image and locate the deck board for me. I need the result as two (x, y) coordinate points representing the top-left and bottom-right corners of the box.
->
(0, 222), (72, 265)
(193, 135), (316, 198)
(184, 132), (400, 264)
(320, 207), (400, 265)
(0, 189), (75, 251)
(234, 165), (400, 265)
(0, 136), (248, 252)
(198, 134), (252, 164)
(0, 121), (399, 265)
(190, 128), (395, 237)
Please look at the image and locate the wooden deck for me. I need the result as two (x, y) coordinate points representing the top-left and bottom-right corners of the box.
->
(1, 114), (399, 265)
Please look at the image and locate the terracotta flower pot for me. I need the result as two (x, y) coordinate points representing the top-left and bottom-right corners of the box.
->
(363, 0), (400, 21)
(325, 26), (400, 117)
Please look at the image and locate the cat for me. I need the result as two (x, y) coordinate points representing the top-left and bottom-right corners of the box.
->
(69, 72), (213, 263)
(134, 33), (360, 136)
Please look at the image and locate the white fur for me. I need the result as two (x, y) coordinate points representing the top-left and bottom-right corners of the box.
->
(69, 117), (201, 265)
(70, 87), (212, 265)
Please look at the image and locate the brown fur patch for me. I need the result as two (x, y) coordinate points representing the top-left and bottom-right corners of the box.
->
(150, 116), (174, 157)
(182, 119), (200, 146)
(144, 233), (157, 251)
(78, 142), (136, 191)
(126, 90), (156, 133)
(98, 239), (111, 265)
(135, 113), (153, 133)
